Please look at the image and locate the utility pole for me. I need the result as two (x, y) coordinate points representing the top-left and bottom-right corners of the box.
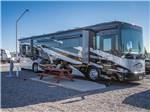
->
(16, 9), (29, 61)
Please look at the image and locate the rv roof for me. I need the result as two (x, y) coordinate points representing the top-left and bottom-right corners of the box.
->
(19, 21), (142, 41)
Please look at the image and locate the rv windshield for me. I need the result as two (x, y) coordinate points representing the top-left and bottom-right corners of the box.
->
(121, 27), (143, 54)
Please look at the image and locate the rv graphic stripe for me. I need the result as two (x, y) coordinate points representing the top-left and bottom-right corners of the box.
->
(49, 47), (82, 62)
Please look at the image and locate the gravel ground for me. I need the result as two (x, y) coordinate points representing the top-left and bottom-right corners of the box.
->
(1, 68), (150, 112)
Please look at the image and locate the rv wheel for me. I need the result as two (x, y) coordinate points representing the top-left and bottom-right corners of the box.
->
(33, 63), (38, 73)
(116, 74), (124, 82)
(88, 66), (101, 81)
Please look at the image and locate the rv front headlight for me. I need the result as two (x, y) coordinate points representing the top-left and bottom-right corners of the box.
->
(134, 63), (143, 69)
(117, 67), (128, 73)
(133, 71), (138, 74)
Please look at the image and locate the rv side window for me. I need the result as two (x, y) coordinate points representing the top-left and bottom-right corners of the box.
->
(103, 38), (112, 52)
(33, 47), (39, 59)
(21, 45), (26, 55)
(96, 35), (100, 50)
(21, 45), (32, 57)
(92, 34), (101, 50)
(26, 46), (32, 57)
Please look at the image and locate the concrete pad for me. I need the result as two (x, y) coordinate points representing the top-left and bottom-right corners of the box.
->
(30, 76), (106, 92)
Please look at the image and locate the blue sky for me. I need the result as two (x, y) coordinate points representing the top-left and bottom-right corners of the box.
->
(1, 1), (150, 52)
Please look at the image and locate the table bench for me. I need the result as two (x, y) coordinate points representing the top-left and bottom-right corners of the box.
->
(38, 64), (74, 83)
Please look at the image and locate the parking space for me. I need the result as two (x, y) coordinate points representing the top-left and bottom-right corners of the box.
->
(30, 76), (106, 92)
(1, 64), (150, 112)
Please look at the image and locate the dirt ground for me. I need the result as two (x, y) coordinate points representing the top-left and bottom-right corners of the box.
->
(1, 64), (150, 112)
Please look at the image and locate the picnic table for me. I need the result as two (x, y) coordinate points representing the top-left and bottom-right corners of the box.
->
(39, 64), (74, 83)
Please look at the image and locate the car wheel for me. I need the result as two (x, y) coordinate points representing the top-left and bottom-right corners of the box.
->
(88, 66), (101, 81)
(33, 63), (38, 73)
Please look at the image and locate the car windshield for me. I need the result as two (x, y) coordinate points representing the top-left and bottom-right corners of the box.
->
(121, 27), (143, 54)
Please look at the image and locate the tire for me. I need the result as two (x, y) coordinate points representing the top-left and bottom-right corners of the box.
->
(88, 66), (101, 81)
(32, 63), (38, 73)
(116, 74), (124, 82)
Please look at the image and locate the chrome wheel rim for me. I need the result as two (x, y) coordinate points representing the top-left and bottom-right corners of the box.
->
(89, 69), (98, 80)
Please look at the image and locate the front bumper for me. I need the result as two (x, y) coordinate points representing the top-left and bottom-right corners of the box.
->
(124, 72), (145, 81)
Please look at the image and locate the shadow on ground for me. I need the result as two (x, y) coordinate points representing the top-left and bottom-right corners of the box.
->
(1, 70), (140, 108)
(123, 89), (150, 110)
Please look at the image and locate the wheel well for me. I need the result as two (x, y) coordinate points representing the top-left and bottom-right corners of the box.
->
(87, 65), (101, 80)
(32, 63), (38, 69)
(80, 65), (101, 74)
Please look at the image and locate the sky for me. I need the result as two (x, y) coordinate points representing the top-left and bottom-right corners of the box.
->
(1, 1), (150, 52)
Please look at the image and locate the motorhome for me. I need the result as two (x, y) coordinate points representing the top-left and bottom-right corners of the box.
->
(0, 49), (11, 63)
(19, 21), (145, 81)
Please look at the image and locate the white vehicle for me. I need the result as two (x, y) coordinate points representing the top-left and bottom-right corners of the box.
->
(0, 49), (11, 63)
(19, 21), (145, 81)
